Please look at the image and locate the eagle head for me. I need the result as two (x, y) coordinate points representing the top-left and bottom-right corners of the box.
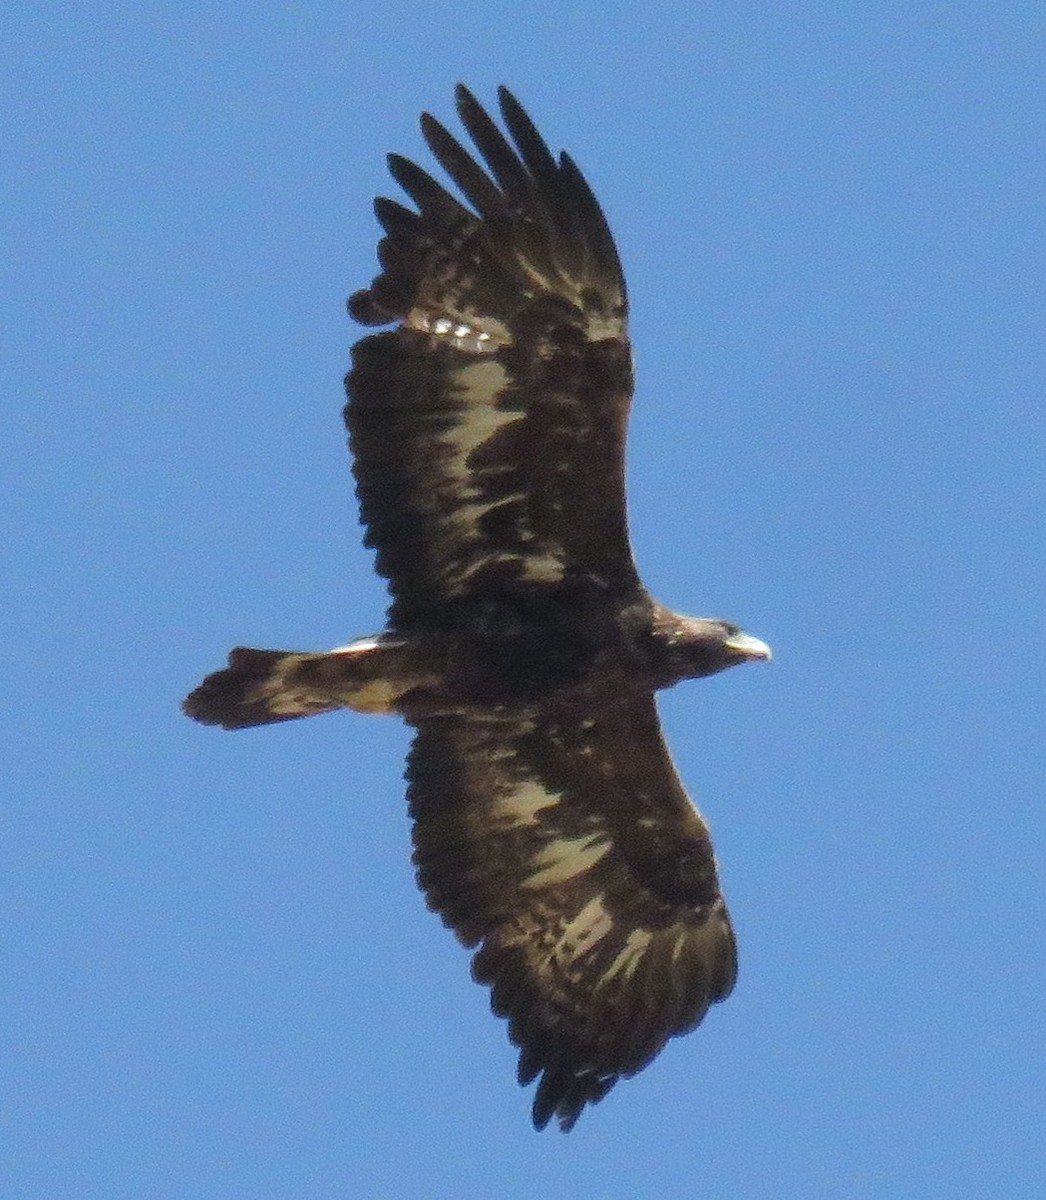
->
(657, 615), (772, 683)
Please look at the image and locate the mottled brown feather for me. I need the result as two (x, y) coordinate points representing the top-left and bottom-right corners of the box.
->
(183, 86), (768, 1134)
(406, 696), (737, 1131)
(345, 85), (637, 630)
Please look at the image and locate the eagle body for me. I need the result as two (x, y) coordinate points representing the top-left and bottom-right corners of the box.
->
(184, 86), (770, 1131)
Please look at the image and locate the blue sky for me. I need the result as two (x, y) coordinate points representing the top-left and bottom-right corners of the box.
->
(5, 2), (1044, 1196)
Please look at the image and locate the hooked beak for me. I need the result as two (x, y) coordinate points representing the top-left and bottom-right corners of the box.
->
(724, 632), (773, 662)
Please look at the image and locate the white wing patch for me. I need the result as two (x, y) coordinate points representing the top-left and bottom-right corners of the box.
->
(430, 357), (567, 590)
(407, 306), (510, 354)
(445, 360), (517, 480)
(554, 895), (615, 961)
(522, 831), (611, 890)
(600, 928), (655, 985)
(491, 778), (561, 828)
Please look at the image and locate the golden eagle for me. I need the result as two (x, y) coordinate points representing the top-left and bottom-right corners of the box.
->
(184, 85), (771, 1131)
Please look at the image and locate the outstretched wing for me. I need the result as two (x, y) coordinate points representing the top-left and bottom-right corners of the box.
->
(406, 695), (737, 1131)
(346, 85), (639, 629)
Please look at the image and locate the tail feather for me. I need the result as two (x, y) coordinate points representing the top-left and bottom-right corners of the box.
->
(183, 637), (429, 731)
(182, 647), (338, 730)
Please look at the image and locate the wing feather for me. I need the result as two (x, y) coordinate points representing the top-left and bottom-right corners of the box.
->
(405, 696), (737, 1131)
(346, 86), (638, 629)
(456, 85), (543, 201)
(384, 152), (473, 224)
(417, 113), (509, 225)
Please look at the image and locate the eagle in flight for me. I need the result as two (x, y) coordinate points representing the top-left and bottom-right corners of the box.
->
(184, 85), (770, 1131)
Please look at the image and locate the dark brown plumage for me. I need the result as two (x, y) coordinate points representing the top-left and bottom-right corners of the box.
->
(183, 85), (770, 1131)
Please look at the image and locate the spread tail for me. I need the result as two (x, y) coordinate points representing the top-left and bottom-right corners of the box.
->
(182, 637), (424, 730)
